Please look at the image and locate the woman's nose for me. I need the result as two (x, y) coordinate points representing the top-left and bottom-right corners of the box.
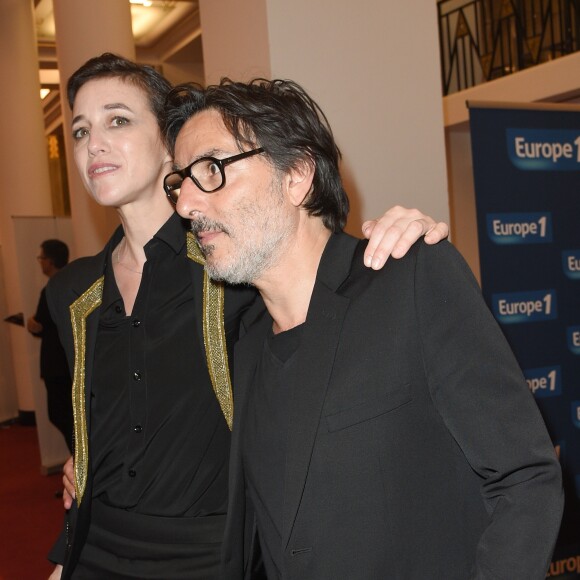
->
(87, 129), (107, 156)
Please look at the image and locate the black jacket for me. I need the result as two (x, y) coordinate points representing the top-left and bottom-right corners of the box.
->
(222, 234), (563, 580)
(46, 216), (256, 577)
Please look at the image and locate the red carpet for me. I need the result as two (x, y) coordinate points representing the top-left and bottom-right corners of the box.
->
(0, 423), (65, 580)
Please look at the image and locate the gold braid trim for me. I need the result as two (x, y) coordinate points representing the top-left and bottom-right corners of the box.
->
(69, 277), (104, 506)
(186, 232), (233, 430)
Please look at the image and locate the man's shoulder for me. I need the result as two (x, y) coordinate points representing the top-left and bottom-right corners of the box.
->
(338, 239), (471, 304)
(359, 238), (462, 277)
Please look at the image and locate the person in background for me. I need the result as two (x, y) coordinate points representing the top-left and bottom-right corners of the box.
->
(166, 78), (564, 580)
(27, 239), (73, 454)
(48, 53), (449, 580)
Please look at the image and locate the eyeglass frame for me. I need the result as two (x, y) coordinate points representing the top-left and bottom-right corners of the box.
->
(163, 147), (265, 204)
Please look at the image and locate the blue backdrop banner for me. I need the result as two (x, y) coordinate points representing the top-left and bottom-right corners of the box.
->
(469, 104), (580, 579)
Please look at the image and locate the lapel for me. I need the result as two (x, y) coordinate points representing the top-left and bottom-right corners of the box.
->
(282, 233), (360, 549)
(68, 240), (114, 506)
(231, 295), (269, 468)
(232, 297), (271, 431)
(230, 301), (270, 487)
(186, 231), (208, 386)
(222, 302), (270, 572)
(186, 231), (235, 430)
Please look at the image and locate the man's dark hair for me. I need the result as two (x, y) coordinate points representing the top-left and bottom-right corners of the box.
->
(163, 78), (349, 232)
(67, 53), (172, 130)
(41, 239), (69, 269)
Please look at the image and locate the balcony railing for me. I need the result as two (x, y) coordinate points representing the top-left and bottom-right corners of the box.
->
(438, 0), (580, 95)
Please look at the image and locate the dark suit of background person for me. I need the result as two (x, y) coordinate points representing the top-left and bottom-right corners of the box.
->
(222, 234), (563, 580)
(27, 239), (73, 453)
(45, 214), (256, 578)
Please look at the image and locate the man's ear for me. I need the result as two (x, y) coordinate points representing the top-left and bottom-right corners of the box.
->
(286, 158), (315, 207)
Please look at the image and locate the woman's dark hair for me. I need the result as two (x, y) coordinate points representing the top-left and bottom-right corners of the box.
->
(41, 239), (69, 269)
(67, 53), (172, 129)
(163, 78), (349, 232)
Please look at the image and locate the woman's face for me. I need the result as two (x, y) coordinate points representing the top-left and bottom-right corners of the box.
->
(71, 77), (171, 208)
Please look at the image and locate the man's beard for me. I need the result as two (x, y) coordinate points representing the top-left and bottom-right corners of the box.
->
(190, 199), (292, 286)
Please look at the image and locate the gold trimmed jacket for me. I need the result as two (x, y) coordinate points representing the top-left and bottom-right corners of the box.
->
(45, 214), (256, 577)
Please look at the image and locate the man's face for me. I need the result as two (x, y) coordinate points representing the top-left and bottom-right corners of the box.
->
(174, 109), (295, 285)
(37, 251), (53, 277)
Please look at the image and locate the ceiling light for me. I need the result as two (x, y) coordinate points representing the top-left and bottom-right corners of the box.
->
(40, 88), (51, 99)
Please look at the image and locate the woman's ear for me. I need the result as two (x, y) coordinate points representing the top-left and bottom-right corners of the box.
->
(286, 158), (315, 207)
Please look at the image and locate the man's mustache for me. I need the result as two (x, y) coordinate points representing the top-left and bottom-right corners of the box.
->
(190, 216), (231, 238)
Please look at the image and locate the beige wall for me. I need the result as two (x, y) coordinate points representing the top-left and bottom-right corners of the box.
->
(201, 0), (271, 84)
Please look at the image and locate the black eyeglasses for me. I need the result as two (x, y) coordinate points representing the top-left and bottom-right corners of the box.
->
(163, 147), (265, 204)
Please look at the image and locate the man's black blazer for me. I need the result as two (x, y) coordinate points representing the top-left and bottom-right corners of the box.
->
(222, 233), (563, 580)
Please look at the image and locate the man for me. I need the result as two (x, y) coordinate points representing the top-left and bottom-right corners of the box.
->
(27, 239), (73, 453)
(165, 79), (563, 579)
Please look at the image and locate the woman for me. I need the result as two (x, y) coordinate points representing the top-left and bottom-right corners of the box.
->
(48, 53), (448, 579)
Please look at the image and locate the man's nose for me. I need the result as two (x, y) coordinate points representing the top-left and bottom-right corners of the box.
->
(175, 177), (206, 218)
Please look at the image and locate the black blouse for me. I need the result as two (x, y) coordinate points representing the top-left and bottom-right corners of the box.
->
(90, 214), (233, 517)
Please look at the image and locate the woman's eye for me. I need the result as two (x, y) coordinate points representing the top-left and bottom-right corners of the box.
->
(72, 127), (89, 140)
(112, 116), (129, 127)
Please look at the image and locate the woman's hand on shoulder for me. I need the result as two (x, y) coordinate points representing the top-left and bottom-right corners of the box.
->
(362, 205), (449, 270)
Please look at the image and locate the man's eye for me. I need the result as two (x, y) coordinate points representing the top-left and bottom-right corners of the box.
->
(72, 127), (89, 140)
(112, 116), (129, 127)
(208, 162), (220, 175)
